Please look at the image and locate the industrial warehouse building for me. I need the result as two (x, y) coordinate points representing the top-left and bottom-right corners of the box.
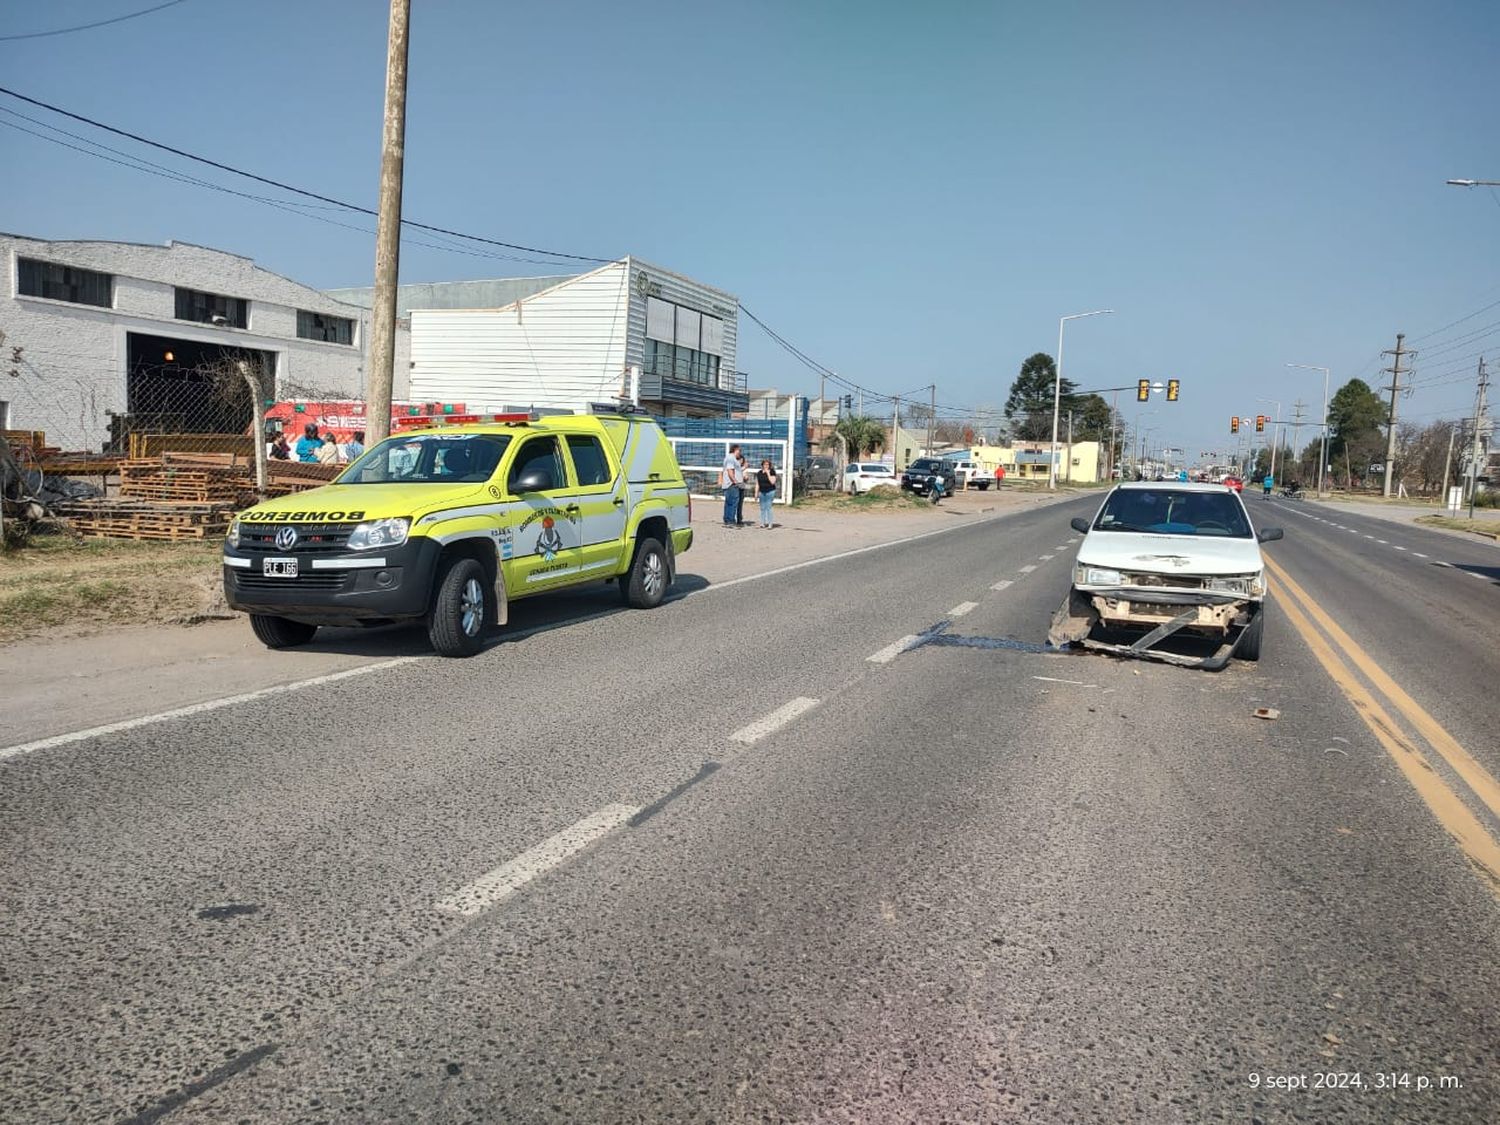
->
(0, 232), (404, 452)
(340, 257), (749, 420)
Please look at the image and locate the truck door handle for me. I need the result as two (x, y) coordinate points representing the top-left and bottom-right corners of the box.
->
(565, 503), (581, 513)
(612, 497), (625, 506)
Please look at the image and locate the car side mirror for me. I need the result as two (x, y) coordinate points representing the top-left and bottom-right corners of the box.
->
(1257, 527), (1284, 543)
(1070, 517), (1091, 533)
(513, 468), (555, 493)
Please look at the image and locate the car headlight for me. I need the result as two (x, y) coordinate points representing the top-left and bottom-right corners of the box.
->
(1207, 572), (1265, 596)
(226, 519), (240, 549)
(346, 517), (410, 551)
(1075, 563), (1123, 586)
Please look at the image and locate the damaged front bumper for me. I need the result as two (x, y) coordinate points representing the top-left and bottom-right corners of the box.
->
(1048, 585), (1260, 670)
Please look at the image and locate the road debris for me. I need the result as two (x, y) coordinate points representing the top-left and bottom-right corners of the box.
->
(1253, 707), (1281, 720)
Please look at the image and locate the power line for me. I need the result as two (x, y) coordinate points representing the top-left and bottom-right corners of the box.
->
(0, 0), (190, 42)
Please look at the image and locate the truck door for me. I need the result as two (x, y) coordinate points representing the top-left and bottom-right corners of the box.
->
(503, 435), (580, 593)
(563, 432), (627, 575)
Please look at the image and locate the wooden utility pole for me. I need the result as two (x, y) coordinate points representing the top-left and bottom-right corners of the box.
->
(366, 0), (412, 445)
(1380, 333), (1412, 497)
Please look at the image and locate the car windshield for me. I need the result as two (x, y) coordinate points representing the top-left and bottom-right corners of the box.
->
(339, 433), (512, 484)
(1093, 488), (1252, 537)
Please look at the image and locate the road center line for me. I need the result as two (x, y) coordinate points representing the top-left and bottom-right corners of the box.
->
(0, 658), (423, 762)
(868, 635), (920, 664)
(730, 697), (821, 744)
(1039, 554), (1054, 561)
(948, 601), (979, 617)
(1414, 552), (1428, 558)
(1393, 545), (1407, 551)
(990, 579), (1014, 591)
(434, 803), (639, 916)
(1018, 565), (1037, 574)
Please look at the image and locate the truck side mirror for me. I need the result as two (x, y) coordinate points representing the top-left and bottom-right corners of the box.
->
(513, 468), (555, 493)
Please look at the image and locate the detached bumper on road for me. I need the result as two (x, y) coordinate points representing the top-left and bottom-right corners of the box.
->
(1049, 586), (1261, 670)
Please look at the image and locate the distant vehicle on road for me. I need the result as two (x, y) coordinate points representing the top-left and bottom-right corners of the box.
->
(843, 462), (897, 494)
(900, 457), (958, 497)
(1222, 476), (1244, 492)
(1050, 481), (1283, 667)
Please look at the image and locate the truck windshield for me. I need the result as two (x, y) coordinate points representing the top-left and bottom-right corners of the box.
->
(1094, 489), (1251, 537)
(340, 433), (512, 484)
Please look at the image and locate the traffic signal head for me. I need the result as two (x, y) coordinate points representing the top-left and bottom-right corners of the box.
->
(1230, 416), (1240, 433)
(1255, 415), (1265, 433)
(1166, 379), (1179, 402)
(1136, 379), (1150, 402)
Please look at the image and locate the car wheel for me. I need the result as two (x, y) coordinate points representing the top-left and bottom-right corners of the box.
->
(623, 537), (669, 608)
(249, 614), (317, 649)
(1236, 610), (1264, 662)
(428, 556), (489, 657)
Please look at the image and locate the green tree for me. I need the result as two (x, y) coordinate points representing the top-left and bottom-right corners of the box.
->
(1327, 378), (1385, 457)
(1005, 353), (1077, 441)
(827, 415), (887, 459)
(1070, 393), (1112, 442)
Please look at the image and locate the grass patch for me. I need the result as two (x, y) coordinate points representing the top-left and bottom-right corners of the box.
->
(1414, 515), (1500, 539)
(794, 487), (934, 512)
(0, 534), (225, 643)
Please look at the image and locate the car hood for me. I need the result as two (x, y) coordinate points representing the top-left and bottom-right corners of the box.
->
(1077, 531), (1263, 576)
(236, 482), (488, 522)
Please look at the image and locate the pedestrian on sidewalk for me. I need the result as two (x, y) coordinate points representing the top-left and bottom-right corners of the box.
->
(316, 432), (342, 465)
(755, 458), (778, 527)
(995, 464), (1005, 489)
(721, 444), (743, 527)
(735, 449), (749, 525)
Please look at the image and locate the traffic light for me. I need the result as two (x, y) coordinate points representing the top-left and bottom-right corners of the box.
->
(842, 394), (852, 410)
(1230, 416), (1240, 434)
(1136, 379), (1150, 402)
(1166, 379), (1179, 402)
(1255, 415), (1265, 433)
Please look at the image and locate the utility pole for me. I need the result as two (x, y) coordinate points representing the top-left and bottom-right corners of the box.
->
(1469, 357), (1490, 519)
(1440, 423), (1458, 507)
(366, 0), (412, 445)
(1380, 333), (1412, 498)
(1289, 400), (1306, 480)
(892, 397), (900, 469)
(927, 383), (935, 460)
(1065, 410), (1074, 483)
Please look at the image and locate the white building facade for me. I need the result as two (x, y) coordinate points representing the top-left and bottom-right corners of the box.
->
(0, 233), (406, 451)
(408, 257), (748, 418)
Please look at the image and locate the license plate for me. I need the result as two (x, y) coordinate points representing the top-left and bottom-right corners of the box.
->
(262, 557), (298, 578)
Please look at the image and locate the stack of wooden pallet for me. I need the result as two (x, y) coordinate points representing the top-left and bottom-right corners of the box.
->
(120, 459), (248, 504)
(57, 497), (233, 541)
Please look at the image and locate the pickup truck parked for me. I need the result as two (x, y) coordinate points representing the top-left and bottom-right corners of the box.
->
(900, 458), (958, 497)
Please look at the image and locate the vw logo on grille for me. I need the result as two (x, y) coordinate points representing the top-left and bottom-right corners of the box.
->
(273, 526), (298, 551)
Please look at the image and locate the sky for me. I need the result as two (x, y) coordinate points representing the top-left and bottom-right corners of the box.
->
(2, 0), (1497, 460)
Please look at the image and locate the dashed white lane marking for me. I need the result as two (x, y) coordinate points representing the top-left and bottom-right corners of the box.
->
(1054, 545), (1070, 551)
(730, 696), (821, 744)
(1019, 565), (1037, 574)
(1363, 534), (1376, 540)
(1376, 539), (1388, 544)
(990, 579), (1014, 591)
(1414, 552), (1428, 558)
(1393, 545), (1406, 551)
(1033, 676), (1097, 687)
(1434, 561), (1455, 568)
(1348, 529), (1360, 534)
(1039, 554), (1055, 561)
(435, 804), (638, 916)
(1467, 570), (1488, 580)
(0, 657), (423, 762)
(949, 601), (979, 617)
(868, 635), (921, 664)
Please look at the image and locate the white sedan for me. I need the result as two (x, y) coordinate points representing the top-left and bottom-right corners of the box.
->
(842, 462), (897, 494)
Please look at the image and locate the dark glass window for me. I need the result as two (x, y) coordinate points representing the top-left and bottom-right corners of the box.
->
(175, 287), (248, 328)
(566, 434), (612, 487)
(17, 258), (113, 307)
(507, 437), (568, 493)
(297, 310), (354, 344)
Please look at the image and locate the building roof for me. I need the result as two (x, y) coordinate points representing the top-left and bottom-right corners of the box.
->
(325, 276), (578, 318)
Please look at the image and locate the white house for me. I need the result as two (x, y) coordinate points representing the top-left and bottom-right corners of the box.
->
(0, 233), (406, 451)
(400, 257), (748, 419)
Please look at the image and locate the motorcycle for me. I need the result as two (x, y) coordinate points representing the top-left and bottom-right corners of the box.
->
(1279, 483), (1303, 499)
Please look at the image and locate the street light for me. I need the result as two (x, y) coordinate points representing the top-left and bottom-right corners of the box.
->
(1447, 178), (1500, 187)
(1050, 309), (1114, 489)
(1256, 397), (1281, 485)
(1286, 364), (1330, 496)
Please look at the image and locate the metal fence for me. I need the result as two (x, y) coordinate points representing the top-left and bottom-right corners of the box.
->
(668, 436), (793, 506)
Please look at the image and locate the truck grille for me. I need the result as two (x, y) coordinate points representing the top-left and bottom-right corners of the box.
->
(233, 571), (350, 592)
(1128, 573), (1204, 589)
(239, 523), (353, 553)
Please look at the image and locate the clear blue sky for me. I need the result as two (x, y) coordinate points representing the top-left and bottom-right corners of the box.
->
(3, 0), (1497, 457)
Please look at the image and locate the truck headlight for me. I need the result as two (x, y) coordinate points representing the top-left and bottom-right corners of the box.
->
(1207, 572), (1264, 596)
(226, 519), (240, 549)
(347, 517), (410, 551)
(1075, 563), (1122, 586)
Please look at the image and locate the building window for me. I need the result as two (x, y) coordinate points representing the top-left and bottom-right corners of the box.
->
(17, 258), (113, 308)
(175, 287), (248, 328)
(644, 337), (722, 387)
(297, 310), (354, 345)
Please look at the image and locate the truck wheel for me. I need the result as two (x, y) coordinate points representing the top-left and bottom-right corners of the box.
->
(250, 614), (317, 649)
(1236, 611), (1263, 662)
(622, 537), (668, 609)
(428, 557), (489, 657)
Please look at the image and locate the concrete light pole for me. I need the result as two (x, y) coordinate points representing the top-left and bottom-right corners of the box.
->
(1050, 309), (1113, 489)
(1287, 364), (1330, 496)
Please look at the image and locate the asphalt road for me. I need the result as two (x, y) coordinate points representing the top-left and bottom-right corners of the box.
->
(3, 496), (1498, 1123)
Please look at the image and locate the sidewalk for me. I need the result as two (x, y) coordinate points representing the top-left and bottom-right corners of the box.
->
(1, 487), (1077, 747)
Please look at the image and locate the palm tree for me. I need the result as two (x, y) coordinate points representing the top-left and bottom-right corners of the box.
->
(827, 415), (887, 460)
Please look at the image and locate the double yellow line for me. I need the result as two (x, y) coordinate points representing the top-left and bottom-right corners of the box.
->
(1265, 555), (1500, 894)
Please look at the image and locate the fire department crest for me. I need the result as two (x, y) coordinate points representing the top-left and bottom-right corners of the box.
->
(536, 516), (563, 561)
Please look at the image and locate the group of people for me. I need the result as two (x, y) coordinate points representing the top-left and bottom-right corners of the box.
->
(720, 443), (779, 529)
(268, 423), (366, 465)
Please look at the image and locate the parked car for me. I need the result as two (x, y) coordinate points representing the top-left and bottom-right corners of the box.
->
(943, 457), (990, 489)
(794, 455), (839, 493)
(900, 457), (958, 497)
(843, 462), (897, 494)
(1049, 481), (1283, 667)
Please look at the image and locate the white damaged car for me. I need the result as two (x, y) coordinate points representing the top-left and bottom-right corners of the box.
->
(1049, 481), (1283, 668)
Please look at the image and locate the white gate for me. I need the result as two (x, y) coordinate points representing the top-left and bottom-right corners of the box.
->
(668, 436), (793, 506)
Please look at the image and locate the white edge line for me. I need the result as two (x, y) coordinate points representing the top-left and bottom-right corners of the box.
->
(434, 803), (638, 916)
(729, 696), (821, 744)
(868, 635), (920, 664)
(948, 601), (979, 617)
(0, 658), (423, 761)
(990, 579), (1014, 591)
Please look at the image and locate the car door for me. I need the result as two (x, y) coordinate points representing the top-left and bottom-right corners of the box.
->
(561, 430), (627, 576)
(503, 434), (581, 593)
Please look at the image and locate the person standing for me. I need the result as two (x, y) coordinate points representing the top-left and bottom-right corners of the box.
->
(342, 429), (366, 462)
(721, 443), (743, 528)
(995, 464), (1005, 489)
(735, 450), (749, 525)
(755, 459), (778, 528)
(316, 432), (342, 464)
(294, 423), (322, 462)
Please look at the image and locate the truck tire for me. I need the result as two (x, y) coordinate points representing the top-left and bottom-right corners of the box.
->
(622, 537), (668, 609)
(428, 556), (489, 657)
(250, 614), (317, 649)
(1236, 610), (1264, 662)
